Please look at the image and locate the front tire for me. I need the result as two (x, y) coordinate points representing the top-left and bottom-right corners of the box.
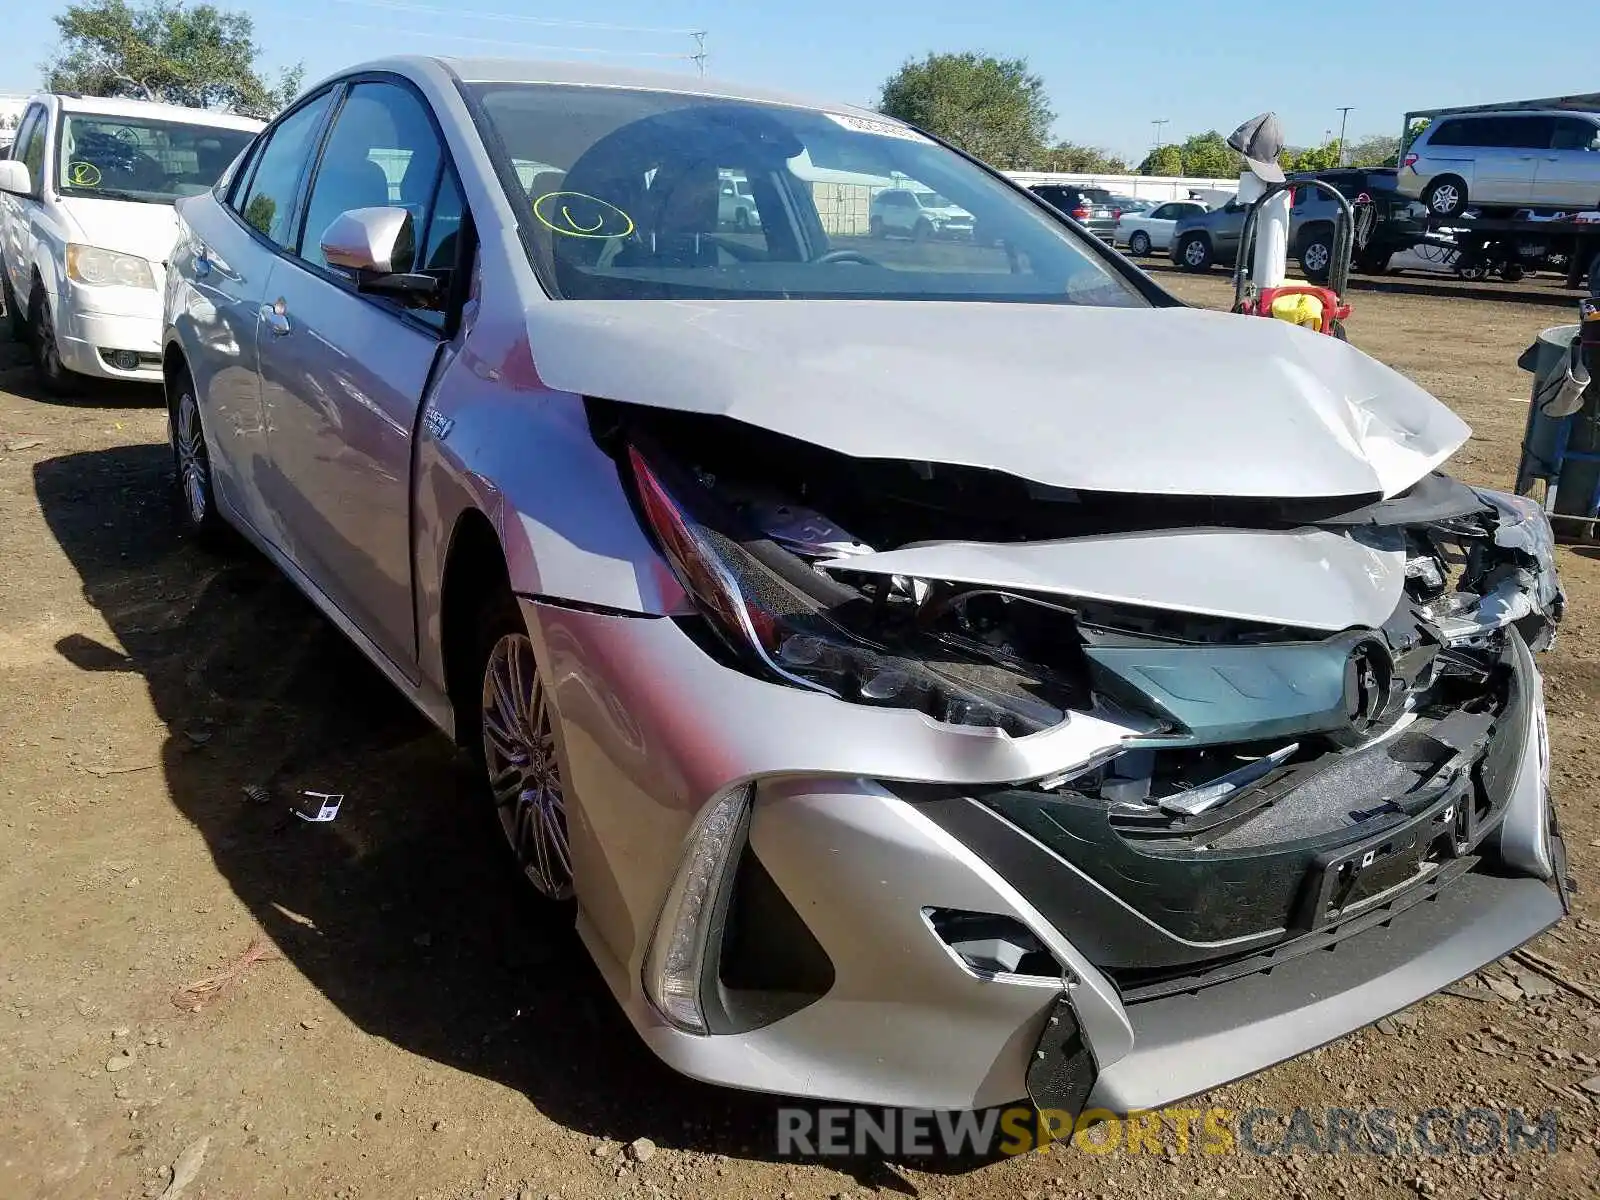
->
(1177, 234), (1213, 271)
(474, 594), (574, 903)
(1298, 231), (1334, 284)
(1422, 176), (1467, 218)
(1129, 230), (1152, 256)
(28, 283), (77, 397)
(2, 271), (27, 342)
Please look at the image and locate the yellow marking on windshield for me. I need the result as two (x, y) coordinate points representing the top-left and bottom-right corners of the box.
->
(532, 191), (635, 239)
(68, 161), (103, 187)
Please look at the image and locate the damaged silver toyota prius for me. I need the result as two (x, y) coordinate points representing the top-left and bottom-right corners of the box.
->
(162, 56), (1569, 1117)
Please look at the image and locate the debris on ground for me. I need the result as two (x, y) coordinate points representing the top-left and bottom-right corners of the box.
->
(171, 937), (279, 1012)
(4, 437), (44, 452)
(626, 1137), (657, 1164)
(158, 1135), (210, 1200)
(241, 784), (273, 805)
(293, 791), (344, 822)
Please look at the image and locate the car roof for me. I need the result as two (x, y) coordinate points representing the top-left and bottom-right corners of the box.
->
(1432, 109), (1599, 122)
(314, 55), (884, 123)
(35, 93), (263, 131)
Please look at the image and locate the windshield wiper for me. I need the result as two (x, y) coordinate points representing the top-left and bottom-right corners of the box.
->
(63, 187), (169, 204)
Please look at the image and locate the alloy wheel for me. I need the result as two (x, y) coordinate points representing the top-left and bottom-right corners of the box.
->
(481, 632), (573, 900)
(1183, 239), (1207, 266)
(1430, 184), (1459, 214)
(174, 391), (211, 526)
(1302, 242), (1331, 274)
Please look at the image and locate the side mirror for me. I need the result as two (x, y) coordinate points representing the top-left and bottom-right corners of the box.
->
(319, 206), (437, 301)
(0, 160), (33, 195)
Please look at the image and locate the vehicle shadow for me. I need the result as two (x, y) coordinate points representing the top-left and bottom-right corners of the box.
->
(33, 441), (988, 1185)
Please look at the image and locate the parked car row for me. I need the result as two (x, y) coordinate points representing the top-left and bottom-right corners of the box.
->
(0, 65), (1571, 1126)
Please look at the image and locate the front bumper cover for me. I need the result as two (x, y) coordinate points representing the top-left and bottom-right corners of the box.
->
(527, 598), (1566, 1115)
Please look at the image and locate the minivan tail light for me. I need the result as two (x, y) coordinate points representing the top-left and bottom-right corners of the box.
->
(1403, 153), (1418, 168)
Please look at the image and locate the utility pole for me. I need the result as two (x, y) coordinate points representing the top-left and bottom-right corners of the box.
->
(690, 31), (708, 77)
(1336, 106), (1354, 166)
(1151, 117), (1169, 149)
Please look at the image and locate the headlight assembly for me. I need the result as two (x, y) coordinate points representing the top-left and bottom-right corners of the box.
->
(66, 244), (155, 289)
(625, 442), (1071, 736)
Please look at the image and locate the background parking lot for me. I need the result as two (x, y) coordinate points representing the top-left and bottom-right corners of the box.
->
(2, 272), (1600, 1200)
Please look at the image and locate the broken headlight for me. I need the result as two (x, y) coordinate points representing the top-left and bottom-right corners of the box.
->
(627, 444), (1068, 735)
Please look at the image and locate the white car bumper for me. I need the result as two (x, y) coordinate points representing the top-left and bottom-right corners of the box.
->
(52, 281), (165, 382)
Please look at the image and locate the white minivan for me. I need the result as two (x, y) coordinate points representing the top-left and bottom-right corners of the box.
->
(0, 94), (260, 394)
(1397, 110), (1600, 217)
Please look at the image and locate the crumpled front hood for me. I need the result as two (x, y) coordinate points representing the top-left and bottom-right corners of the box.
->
(525, 299), (1468, 500)
(59, 197), (180, 265)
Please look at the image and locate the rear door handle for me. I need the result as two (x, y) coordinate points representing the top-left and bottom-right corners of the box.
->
(259, 298), (291, 337)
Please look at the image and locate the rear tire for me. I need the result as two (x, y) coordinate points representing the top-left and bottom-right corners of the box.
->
(1422, 176), (1467, 218)
(1177, 234), (1213, 272)
(1129, 230), (1152, 256)
(468, 590), (576, 905)
(1500, 262), (1526, 283)
(167, 366), (228, 542)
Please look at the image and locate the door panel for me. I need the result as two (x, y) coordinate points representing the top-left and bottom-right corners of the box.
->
(170, 198), (273, 530)
(186, 90), (335, 547)
(1539, 119), (1600, 208)
(256, 259), (437, 671)
(253, 79), (459, 671)
(1470, 117), (1547, 205)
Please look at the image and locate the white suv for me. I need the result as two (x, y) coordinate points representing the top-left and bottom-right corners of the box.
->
(1398, 110), (1600, 217)
(0, 94), (260, 394)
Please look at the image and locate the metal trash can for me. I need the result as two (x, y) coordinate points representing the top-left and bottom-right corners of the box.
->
(1515, 323), (1600, 533)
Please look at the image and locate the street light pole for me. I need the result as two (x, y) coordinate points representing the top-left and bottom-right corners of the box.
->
(1336, 106), (1354, 166)
(1151, 118), (1169, 149)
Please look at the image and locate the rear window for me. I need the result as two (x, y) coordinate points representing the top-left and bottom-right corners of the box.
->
(467, 83), (1146, 307)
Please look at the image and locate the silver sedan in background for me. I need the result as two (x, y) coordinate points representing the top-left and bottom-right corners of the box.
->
(161, 56), (1568, 1118)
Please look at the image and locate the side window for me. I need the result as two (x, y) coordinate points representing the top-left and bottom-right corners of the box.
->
(235, 91), (335, 246)
(1149, 204), (1176, 220)
(1429, 120), (1464, 148)
(16, 106), (47, 187)
(1551, 118), (1598, 152)
(1507, 117), (1554, 149)
(298, 81), (444, 273)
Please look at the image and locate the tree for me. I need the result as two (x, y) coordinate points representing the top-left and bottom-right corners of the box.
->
(1178, 131), (1242, 178)
(1343, 133), (1401, 168)
(44, 0), (302, 118)
(1138, 145), (1183, 176)
(1281, 141), (1342, 173)
(878, 52), (1053, 169)
(1037, 140), (1129, 173)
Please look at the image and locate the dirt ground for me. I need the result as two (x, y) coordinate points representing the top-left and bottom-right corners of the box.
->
(2, 268), (1600, 1200)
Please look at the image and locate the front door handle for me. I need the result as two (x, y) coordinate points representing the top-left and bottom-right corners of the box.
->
(260, 298), (291, 337)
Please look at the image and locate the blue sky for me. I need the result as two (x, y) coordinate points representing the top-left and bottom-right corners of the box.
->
(6, 0), (1597, 160)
